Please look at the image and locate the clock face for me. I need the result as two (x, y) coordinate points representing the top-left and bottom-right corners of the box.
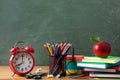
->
(11, 52), (34, 74)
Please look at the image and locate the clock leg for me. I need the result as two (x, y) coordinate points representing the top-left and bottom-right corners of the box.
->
(12, 72), (16, 77)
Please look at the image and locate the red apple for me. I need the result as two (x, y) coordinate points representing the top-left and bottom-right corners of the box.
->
(93, 41), (111, 58)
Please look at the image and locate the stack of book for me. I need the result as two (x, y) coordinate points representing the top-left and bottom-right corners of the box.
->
(77, 56), (120, 78)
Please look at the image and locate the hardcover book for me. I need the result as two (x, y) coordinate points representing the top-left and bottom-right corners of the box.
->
(77, 61), (120, 69)
(111, 65), (120, 71)
(82, 56), (120, 64)
(84, 68), (116, 73)
(66, 55), (84, 61)
(89, 72), (120, 78)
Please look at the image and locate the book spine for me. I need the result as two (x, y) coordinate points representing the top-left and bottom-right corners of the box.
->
(84, 68), (116, 73)
(89, 72), (120, 78)
(77, 62), (106, 69)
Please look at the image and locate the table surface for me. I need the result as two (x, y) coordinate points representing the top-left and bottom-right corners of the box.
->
(0, 66), (120, 80)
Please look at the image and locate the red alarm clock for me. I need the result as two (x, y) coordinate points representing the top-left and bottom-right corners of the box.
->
(9, 41), (35, 76)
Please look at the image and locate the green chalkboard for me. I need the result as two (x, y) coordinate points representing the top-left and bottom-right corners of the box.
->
(0, 0), (120, 65)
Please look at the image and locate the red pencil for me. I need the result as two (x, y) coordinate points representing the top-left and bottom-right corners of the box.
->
(44, 44), (51, 56)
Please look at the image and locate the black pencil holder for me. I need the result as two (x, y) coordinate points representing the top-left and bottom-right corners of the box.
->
(49, 55), (65, 76)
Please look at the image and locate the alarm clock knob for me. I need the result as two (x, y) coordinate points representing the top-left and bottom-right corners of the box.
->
(9, 46), (19, 55)
(25, 46), (34, 53)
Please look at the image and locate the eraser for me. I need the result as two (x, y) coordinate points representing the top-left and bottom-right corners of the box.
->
(47, 74), (54, 78)
(56, 74), (61, 78)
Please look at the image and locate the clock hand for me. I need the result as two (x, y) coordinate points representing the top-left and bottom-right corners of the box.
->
(15, 55), (24, 67)
(16, 61), (24, 66)
(15, 63), (22, 67)
(17, 63), (22, 66)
